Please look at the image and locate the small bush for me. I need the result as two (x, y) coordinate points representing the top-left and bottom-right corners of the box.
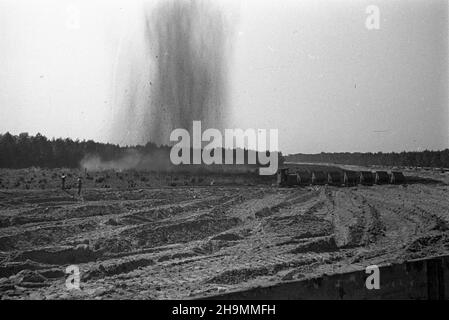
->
(95, 177), (105, 183)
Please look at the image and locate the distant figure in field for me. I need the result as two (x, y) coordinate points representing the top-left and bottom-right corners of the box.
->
(61, 173), (66, 190)
(77, 177), (82, 196)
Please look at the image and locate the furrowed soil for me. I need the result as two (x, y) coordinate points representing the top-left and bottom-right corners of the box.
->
(0, 167), (448, 299)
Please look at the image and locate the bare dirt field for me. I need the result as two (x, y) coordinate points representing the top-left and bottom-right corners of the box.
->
(1, 166), (449, 299)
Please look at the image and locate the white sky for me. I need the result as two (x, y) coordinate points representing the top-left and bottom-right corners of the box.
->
(0, 0), (448, 154)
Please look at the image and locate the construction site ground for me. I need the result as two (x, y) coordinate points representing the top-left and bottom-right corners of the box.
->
(1, 166), (449, 299)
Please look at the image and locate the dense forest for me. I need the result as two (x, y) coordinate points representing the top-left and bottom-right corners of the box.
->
(0, 132), (283, 169)
(286, 150), (449, 168)
(0, 132), (166, 168)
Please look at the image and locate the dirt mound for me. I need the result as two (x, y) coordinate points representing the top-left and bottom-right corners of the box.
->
(0, 260), (51, 278)
(403, 234), (449, 260)
(7, 270), (50, 288)
(125, 217), (241, 248)
(263, 214), (333, 239)
(207, 258), (319, 285)
(157, 251), (198, 262)
(0, 221), (98, 251)
(211, 233), (243, 241)
(91, 238), (135, 255)
(289, 236), (338, 254)
(82, 257), (155, 281)
(15, 245), (102, 265)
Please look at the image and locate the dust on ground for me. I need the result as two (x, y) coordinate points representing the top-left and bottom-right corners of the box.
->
(0, 167), (448, 299)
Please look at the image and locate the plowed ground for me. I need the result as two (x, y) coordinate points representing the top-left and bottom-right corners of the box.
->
(1, 168), (449, 299)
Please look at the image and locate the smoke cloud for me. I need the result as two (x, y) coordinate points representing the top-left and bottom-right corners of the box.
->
(80, 149), (173, 172)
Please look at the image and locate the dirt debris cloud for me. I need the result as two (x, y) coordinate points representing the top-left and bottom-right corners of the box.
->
(113, 0), (232, 148)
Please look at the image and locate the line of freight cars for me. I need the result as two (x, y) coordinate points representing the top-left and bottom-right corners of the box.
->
(277, 168), (405, 187)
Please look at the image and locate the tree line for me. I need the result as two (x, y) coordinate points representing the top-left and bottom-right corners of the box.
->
(0, 132), (284, 169)
(0, 132), (166, 168)
(286, 150), (449, 168)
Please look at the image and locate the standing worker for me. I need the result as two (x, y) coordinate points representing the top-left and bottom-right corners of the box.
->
(77, 177), (82, 196)
(61, 173), (66, 190)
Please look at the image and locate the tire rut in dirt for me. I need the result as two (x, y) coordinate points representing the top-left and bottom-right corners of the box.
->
(331, 189), (386, 248)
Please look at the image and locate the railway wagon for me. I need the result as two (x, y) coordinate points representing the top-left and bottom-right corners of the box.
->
(297, 171), (312, 186)
(327, 171), (343, 186)
(375, 171), (390, 184)
(311, 171), (327, 185)
(286, 173), (299, 186)
(359, 171), (374, 185)
(343, 171), (358, 186)
(390, 171), (405, 184)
